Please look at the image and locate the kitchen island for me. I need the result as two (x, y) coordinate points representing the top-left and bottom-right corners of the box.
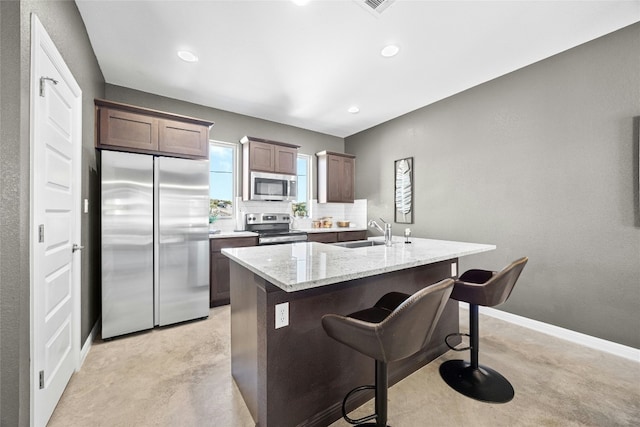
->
(223, 237), (495, 427)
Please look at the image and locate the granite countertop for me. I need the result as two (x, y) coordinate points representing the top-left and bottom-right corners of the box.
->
(209, 231), (258, 239)
(222, 237), (496, 292)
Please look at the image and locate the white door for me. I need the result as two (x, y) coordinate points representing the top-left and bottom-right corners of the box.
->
(30, 14), (82, 427)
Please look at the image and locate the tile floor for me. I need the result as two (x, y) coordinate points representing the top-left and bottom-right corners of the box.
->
(48, 306), (640, 426)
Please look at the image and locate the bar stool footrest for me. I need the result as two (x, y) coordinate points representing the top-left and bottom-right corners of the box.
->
(342, 385), (379, 425)
(445, 332), (471, 351)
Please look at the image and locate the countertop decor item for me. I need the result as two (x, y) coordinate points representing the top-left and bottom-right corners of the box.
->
(292, 202), (307, 217)
(404, 227), (412, 244)
(209, 207), (219, 224)
(337, 221), (350, 227)
(395, 157), (413, 224)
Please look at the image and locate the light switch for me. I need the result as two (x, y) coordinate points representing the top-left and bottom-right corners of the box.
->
(451, 262), (457, 277)
(84, 199), (89, 213)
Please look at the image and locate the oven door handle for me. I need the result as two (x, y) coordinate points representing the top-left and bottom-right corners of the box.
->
(259, 234), (308, 245)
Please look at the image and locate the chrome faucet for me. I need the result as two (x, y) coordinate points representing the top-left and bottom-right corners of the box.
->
(368, 218), (392, 247)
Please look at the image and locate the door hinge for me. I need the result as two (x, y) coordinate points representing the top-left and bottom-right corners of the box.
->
(39, 76), (58, 97)
(39, 370), (45, 389)
(38, 224), (45, 243)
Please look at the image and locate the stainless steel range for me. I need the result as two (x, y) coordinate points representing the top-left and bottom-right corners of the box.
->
(245, 213), (308, 245)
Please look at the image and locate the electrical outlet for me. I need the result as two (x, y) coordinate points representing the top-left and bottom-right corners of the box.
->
(275, 302), (289, 329)
(451, 262), (457, 277)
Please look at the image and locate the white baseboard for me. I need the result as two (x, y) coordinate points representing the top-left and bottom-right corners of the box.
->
(79, 317), (101, 369)
(459, 303), (640, 363)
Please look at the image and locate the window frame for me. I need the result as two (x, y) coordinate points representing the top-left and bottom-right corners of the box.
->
(297, 153), (312, 217)
(209, 139), (238, 222)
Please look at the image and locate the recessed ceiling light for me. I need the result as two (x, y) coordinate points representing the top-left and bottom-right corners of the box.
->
(348, 106), (360, 114)
(177, 50), (199, 63)
(381, 44), (399, 58)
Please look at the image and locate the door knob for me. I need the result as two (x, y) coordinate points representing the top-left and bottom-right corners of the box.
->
(72, 244), (84, 253)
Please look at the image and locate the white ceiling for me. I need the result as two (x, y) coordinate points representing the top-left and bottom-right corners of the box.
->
(75, 0), (640, 138)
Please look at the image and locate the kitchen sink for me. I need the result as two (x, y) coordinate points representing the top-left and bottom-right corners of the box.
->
(332, 240), (386, 248)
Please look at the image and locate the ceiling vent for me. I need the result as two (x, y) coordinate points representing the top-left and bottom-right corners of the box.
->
(356, 0), (396, 17)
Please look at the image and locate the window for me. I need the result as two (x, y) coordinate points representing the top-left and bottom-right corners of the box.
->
(209, 141), (236, 221)
(296, 154), (311, 216)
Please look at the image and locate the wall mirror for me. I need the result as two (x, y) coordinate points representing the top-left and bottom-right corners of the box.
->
(394, 157), (413, 224)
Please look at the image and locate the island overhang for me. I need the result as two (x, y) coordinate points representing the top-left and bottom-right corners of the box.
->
(222, 237), (496, 292)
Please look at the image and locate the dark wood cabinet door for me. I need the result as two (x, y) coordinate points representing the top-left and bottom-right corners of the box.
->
(158, 119), (209, 158)
(326, 156), (343, 202)
(210, 252), (231, 306)
(99, 107), (158, 151)
(337, 230), (366, 242)
(210, 236), (258, 306)
(275, 146), (297, 175)
(340, 157), (355, 203)
(249, 141), (275, 172)
(95, 99), (213, 159)
(317, 151), (356, 203)
(306, 232), (338, 243)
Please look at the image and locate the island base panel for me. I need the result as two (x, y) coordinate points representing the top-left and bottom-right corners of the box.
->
(230, 266), (260, 421)
(230, 259), (460, 427)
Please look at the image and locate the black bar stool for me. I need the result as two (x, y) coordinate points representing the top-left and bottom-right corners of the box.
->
(439, 257), (528, 403)
(322, 279), (454, 427)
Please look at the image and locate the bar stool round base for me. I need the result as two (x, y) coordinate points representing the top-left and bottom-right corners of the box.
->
(439, 360), (514, 403)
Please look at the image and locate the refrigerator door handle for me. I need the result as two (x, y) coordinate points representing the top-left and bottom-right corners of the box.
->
(153, 157), (160, 326)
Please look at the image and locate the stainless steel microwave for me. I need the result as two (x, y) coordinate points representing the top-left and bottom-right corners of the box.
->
(250, 171), (297, 201)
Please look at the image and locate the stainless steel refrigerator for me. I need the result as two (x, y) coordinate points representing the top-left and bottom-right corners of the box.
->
(101, 150), (209, 339)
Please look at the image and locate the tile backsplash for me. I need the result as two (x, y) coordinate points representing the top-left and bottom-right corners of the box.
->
(237, 198), (291, 217)
(212, 198), (290, 232)
(210, 198), (368, 232)
(311, 199), (368, 229)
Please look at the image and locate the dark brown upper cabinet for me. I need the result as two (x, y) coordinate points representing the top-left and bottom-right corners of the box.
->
(316, 151), (356, 203)
(95, 99), (213, 159)
(241, 136), (299, 175)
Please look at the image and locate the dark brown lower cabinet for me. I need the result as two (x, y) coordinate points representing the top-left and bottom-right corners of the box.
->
(306, 232), (338, 243)
(338, 230), (366, 242)
(210, 236), (258, 307)
(306, 230), (367, 243)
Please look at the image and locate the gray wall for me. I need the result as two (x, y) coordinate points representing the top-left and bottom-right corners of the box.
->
(0, 1), (105, 425)
(104, 84), (345, 200)
(1, 1), (27, 424)
(346, 23), (640, 349)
